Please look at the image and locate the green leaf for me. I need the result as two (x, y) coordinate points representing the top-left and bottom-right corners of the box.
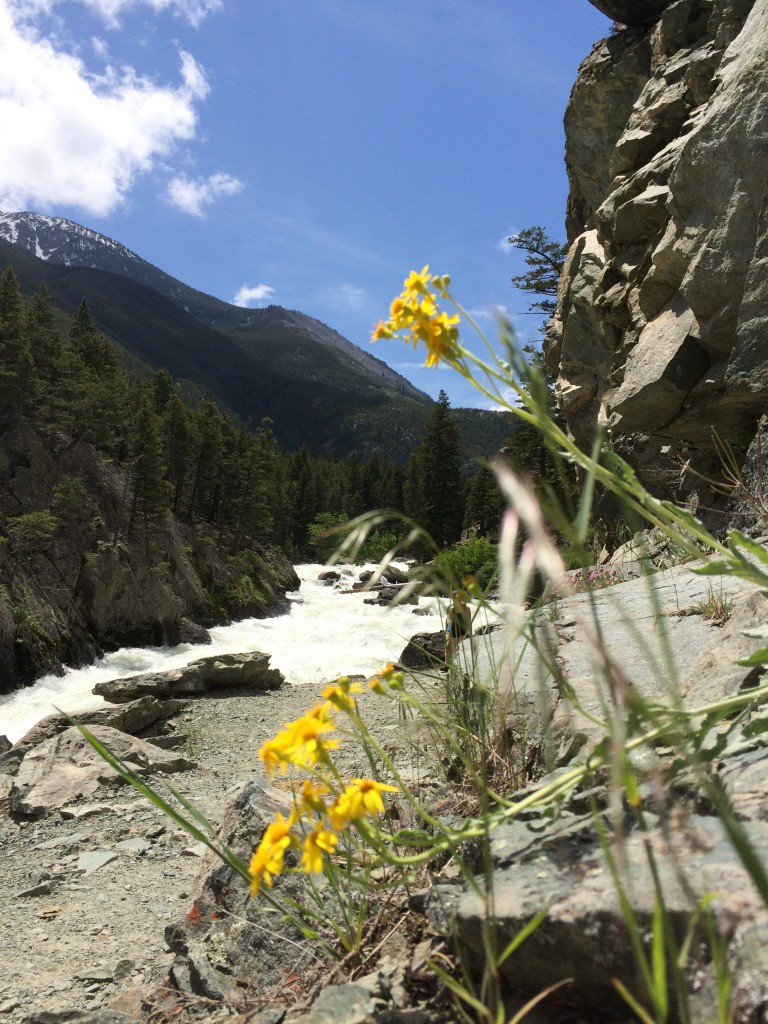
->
(736, 647), (768, 667)
(389, 827), (434, 847)
(507, 978), (573, 1024)
(497, 906), (550, 967)
(651, 897), (668, 1022)
(694, 561), (730, 576)
(426, 960), (488, 1016)
(728, 531), (768, 564)
(613, 979), (657, 1024)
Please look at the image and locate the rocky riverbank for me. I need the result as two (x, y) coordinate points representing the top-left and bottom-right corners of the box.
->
(3, 548), (768, 1023)
(0, 418), (300, 693)
(0, 654), (440, 1023)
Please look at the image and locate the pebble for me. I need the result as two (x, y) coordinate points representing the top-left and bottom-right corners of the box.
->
(15, 882), (53, 898)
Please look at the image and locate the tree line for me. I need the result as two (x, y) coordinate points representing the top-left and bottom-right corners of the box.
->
(0, 265), (544, 562)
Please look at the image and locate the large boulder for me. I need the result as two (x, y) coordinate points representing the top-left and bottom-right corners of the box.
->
(450, 813), (768, 1022)
(398, 631), (446, 669)
(10, 725), (194, 818)
(11, 696), (188, 753)
(93, 651), (285, 704)
(164, 778), (302, 1002)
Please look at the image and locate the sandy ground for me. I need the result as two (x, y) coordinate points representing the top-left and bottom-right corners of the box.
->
(0, 669), (445, 1021)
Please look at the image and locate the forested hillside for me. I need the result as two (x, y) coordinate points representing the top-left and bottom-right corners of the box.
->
(0, 226), (510, 464)
(0, 263), (520, 690)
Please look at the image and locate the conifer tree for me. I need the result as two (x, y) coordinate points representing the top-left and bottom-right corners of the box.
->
(26, 284), (62, 419)
(508, 226), (567, 316)
(69, 299), (117, 376)
(186, 400), (224, 519)
(0, 266), (38, 420)
(415, 390), (464, 548)
(464, 462), (505, 537)
(130, 394), (169, 555)
(162, 392), (195, 513)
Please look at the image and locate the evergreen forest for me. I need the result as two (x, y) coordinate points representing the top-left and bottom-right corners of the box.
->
(0, 264), (536, 576)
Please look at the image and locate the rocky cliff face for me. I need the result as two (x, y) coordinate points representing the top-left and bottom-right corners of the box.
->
(548, 0), (768, 521)
(0, 420), (299, 693)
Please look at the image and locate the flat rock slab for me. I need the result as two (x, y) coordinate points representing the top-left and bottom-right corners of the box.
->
(114, 837), (151, 855)
(285, 983), (377, 1024)
(93, 652), (284, 704)
(75, 850), (118, 876)
(13, 697), (189, 752)
(23, 1011), (139, 1024)
(454, 814), (768, 1022)
(473, 562), (766, 758)
(10, 725), (195, 818)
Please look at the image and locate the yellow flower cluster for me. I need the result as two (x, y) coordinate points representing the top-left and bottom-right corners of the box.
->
(372, 265), (459, 369)
(249, 675), (397, 896)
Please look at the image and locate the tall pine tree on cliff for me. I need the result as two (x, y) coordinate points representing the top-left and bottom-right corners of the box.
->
(412, 389), (464, 549)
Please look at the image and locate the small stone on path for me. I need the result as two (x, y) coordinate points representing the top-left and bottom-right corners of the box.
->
(76, 850), (118, 875)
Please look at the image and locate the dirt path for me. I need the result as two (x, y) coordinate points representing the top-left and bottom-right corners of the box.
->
(0, 673), (442, 1021)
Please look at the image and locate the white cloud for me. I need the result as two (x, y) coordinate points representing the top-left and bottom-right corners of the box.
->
(233, 283), (276, 308)
(165, 171), (243, 216)
(0, 0), (212, 215)
(326, 282), (366, 311)
(468, 304), (510, 320)
(88, 0), (222, 27)
(9, 0), (222, 28)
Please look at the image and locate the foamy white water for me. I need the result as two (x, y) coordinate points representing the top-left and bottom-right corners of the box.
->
(0, 563), (444, 743)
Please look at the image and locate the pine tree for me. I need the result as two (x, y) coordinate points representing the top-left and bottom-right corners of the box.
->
(508, 226), (567, 317)
(163, 392), (195, 513)
(26, 284), (62, 419)
(186, 400), (224, 519)
(69, 299), (117, 376)
(130, 394), (169, 555)
(0, 266), (38, 420)
(418, 390), (464, 548)
(464, 462), (505, 537)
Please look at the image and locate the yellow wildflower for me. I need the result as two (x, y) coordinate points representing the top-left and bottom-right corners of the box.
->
(258, 705), (339, 775)
(328, 778), (398, 830)
(368, 662), (404, 692)
(372, 320), (392, 341)
(284, 713), (340, 769)
(300, 822), (339, 875)
(322, 677), (364, 712)
(389, 295), (407, 321)
(249, 813), (294, 896)
(403, 265), (431, 294)
(295, 779), (330, 818)
(371, 268), (460, 370)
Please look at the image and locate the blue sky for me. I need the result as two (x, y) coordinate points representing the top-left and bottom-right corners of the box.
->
(0, 0), (610, 408)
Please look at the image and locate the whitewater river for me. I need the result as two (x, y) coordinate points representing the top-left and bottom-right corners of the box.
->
(0, 563), (446, 744)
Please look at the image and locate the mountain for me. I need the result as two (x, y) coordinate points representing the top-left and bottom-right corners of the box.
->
(0, 211), (425, 399)
(0, 211), (511, 463)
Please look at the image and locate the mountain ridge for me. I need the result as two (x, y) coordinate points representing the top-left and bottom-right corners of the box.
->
(0, 210), (428, 403)
(0, 217), (510, 464)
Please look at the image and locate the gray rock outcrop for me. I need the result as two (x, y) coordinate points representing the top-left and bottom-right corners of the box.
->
(549, 0), (768, 522)
(10, 725), (194, 818)
(588, 0), (676, 24)
(0, 418), (300, 693)
(10, 696), (188, 753)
